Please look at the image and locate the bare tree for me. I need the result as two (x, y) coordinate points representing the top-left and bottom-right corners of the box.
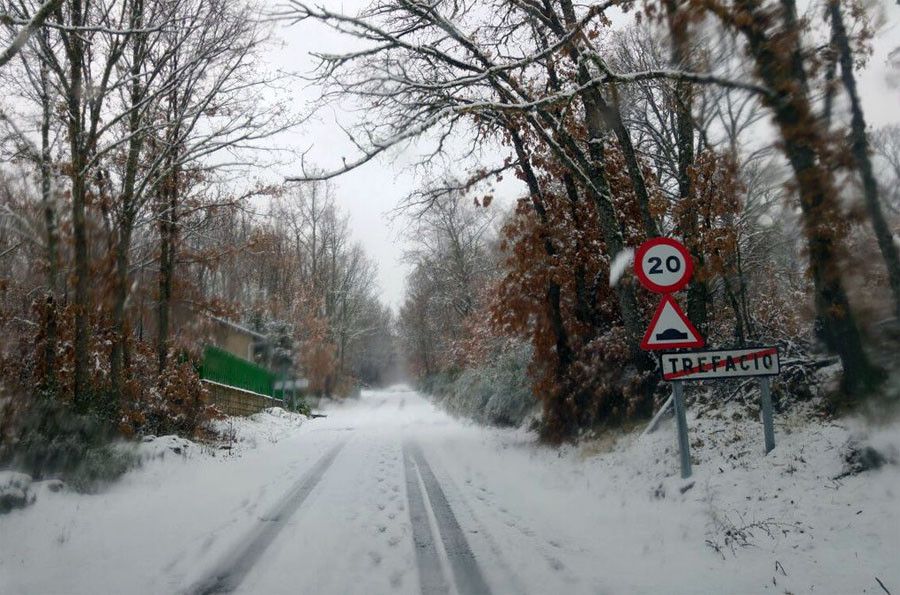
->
(826, 0), (900, 319)
(278, 0), (708, 375)
(0, 0), (62, 68)
(873, 125), (900, 215)
(142, 0), (289, 374)
(36, 0), (133, 410)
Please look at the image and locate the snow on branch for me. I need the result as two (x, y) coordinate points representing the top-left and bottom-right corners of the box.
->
(396, 161), (514, 217)
(277, 0), (773, 186)
(0, 0), (62, 69)
(286, 107), (461, 182)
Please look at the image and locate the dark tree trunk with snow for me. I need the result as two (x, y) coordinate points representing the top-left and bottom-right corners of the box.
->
(110, 0), (147, 401)
(828, 0), (900, 319)
(665, 0), (709, 335)
(736, 0), (881, 394)
(510, 130), (575, 376)
(64, 0), (92, 411)
(38, 61), (59, 386)
(156, 169), (177, 375)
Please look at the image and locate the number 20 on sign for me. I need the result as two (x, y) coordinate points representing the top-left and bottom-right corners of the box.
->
(634, 237), (702, 480)
(634, 238), (704, 351)
(635, 237), (693, 294)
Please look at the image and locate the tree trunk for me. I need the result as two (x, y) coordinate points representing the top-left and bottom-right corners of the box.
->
(665, 0), (709, 334)
(561, 174), (598, 331)
(553, 0), (659, 241)
(110, 223), (133, 399)
(555, 0), (648, 349)
(737, 0), (881, 394)
(157, 180), (176, 375)
(829, 0), (900, 319)
(157, 54), (181, 375)
(722, 275), (746, 346)
(509, 129), (575, 374)
(580, 115), (644, 350)
(71, 167), (90, 408)
(538, 47), (600, 332)
(111, 0), (146, 400)
(67, 0), (90, 410)
(602, 86), (660, 239)
(734, 237), (757, 341)
(39, 62), (58, 387)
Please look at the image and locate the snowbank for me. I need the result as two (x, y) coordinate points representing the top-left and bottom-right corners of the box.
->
(1, 388), (896, 595)
(0, 407), (313, 594)
(432, 397), (900, 594)
(0, 471), (34, 513)
(208, 406), (308, 452)
(423, 341), (538, 427)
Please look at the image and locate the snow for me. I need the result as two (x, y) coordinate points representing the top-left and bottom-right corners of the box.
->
(417, 402), (900, 594)
(609, 247), (634, 287)
(0, 471), (32, 493)
(1, 388), (898, 595)
(0, 471), (34, 512)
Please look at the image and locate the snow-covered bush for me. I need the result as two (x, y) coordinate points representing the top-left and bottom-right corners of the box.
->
(422, 341), (537, 427)
(1, 298), (216, 442)
(284, 395), (312, 416)
(120, 347), (216, 439)
(447, 368), (493, 419)
(419, 371), (458, 398)
(0, 394), (137, 493)
(0, 471), (34, 513)
(64, 445), (137, 493)
(482, 342), (536, 426)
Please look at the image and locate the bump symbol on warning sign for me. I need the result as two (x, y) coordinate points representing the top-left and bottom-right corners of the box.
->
(640, 295), (704, 351)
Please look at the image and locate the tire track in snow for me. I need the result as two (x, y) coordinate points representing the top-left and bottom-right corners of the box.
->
(404, 442), (450, 594)
(404, 442), (492, 595)
(186, 441), (347, 595)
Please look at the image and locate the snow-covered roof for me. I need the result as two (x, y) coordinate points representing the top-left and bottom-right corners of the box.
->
(274, 379), (309, 391)
(208, 315), (267, 341)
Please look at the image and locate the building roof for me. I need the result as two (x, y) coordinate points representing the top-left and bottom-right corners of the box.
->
(208, 315), (267, 341)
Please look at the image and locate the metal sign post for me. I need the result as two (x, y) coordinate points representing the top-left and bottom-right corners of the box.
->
(634, 237), (699, 480)
(759, 377), (775, 454)
(672, 380), (692, 479)
(634, 239), (784, 476)
(658, 346), (782, 459)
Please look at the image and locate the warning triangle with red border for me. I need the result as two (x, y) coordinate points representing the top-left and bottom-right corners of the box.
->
(640, 294), (705, 351)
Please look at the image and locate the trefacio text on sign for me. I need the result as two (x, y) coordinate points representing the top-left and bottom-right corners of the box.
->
(660, 347), (780, 381)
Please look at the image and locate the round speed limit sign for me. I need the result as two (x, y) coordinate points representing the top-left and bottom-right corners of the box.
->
(634, 238), (693, 293)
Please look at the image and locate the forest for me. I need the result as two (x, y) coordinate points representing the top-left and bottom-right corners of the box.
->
(0, 0), (397, 482)
(366, 0), (900, 440)
(0, 0), (898, 477)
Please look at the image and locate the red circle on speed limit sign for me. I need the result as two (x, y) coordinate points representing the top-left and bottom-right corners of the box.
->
(634, 238), (693, 293)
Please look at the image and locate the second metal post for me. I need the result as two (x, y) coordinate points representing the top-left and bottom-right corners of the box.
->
(759, 377), (776, 454)
(672, 380), (691, 479)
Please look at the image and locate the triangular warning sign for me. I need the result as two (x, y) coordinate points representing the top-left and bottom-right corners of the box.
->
(641, 295), (705, 351)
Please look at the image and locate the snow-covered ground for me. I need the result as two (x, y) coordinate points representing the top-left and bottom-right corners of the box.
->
(1, 386), (898, 594)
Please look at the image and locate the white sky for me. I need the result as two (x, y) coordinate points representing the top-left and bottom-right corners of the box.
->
(260, 0), (900, 310)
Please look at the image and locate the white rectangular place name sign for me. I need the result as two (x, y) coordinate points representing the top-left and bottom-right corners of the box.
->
(660, 347), (780, 382)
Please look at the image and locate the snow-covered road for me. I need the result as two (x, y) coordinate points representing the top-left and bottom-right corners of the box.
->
(2, 386), (899, 595)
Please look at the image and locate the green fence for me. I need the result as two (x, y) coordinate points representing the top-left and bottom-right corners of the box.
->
(200, 345), (274, 397)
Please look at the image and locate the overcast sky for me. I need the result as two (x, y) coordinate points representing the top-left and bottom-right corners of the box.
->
(261, 0), (900, 310)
